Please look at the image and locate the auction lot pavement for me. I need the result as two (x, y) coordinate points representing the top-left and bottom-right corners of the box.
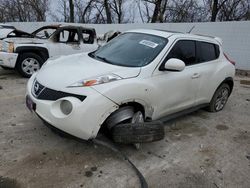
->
(0, 67), (250, 188)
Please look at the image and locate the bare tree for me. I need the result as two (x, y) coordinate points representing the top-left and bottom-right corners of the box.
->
(165, 0), (206, 22)
(69, 0), (74, 22)
(141, 0), (167, 23)
(75, 0), (95, 23)
(104, 0), (112, 23)
(218, 0), (250, 21)
(26, 0), (48, 21)
(110, 0), (123, 23)
(137, 0), (155, 23)
(0, 0), (49, 22)
(56, 0), (69, 22)
(204, 0), (250, 21)
(204, 0), (229, 21)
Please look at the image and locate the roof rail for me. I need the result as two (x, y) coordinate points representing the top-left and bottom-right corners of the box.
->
(154, 29), (183, 34)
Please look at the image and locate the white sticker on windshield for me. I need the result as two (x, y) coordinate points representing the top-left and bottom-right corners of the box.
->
(139, 40), (159, 48)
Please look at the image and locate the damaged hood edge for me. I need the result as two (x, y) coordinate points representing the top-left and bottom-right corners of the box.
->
(0, 29), (36, 40)
(36, 53), (141, 90)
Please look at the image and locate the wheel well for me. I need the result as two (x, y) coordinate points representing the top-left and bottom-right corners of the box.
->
(101, 102), (146, 132)
(15, 46), (50, 64)
(221, 77), (234, 95)
(120, 102), (145, 117)
(17, 50), (48, 61)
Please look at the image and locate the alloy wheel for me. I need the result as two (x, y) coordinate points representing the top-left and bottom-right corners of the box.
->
(215, 87), (229, 111)
(21, 58), (40, 75)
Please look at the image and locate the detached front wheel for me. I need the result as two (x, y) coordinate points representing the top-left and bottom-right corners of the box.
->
(109, 107), (164, 147)
(16, 53), (44, 78)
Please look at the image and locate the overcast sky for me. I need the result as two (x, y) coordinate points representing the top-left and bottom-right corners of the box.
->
(46, 0), (205, 22)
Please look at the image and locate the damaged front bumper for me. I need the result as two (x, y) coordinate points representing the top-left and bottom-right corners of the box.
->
(26, 74), (118, 140)
(0, 52), (18, 68)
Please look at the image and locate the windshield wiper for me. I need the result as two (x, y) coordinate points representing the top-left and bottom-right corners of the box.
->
(89, 52), (115, 65)
(89, 51), (96, 58)
(96, 55), (114, 64)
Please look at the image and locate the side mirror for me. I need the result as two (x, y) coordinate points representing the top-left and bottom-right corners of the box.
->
(164, 58), (185, 72)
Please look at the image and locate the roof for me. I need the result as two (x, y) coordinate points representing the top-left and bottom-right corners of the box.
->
(126, 29), (175, 38)
(126, 29), (222, 45)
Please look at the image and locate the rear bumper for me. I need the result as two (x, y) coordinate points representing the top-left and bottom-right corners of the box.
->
(0, 52), (18, 68)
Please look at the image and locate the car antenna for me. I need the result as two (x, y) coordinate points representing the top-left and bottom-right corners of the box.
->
(187, 25), (195, 33)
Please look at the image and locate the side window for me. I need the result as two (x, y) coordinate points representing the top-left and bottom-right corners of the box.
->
(197, 42), (219, 63)
(166, 40), (196, 66)
(215, 44), (220, 58)
(82, 30), (94, 44)
(58, 30), (69, 42)
(35, 28), (56, 39)
(57, 29), (79, 43)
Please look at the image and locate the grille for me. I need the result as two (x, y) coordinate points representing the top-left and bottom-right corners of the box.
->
(32, 81), (86, 101)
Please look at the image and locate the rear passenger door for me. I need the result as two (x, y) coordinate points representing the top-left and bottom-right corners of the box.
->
(193, 41), (221, 105)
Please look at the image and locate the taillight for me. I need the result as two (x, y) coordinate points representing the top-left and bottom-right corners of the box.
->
(224, 53), (236, 66)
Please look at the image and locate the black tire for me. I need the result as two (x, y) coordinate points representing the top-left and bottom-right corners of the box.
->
(0, 66), (14, 70)
(112, 122), (165, 144)
(16, 52), (44, 78)
(207, 83), (230, 112)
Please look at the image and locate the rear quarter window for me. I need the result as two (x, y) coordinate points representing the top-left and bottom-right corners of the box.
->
(197, 41), (220, 63)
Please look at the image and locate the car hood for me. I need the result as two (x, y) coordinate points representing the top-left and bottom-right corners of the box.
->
(3, 37), (46, 44)
(36, 53), (141, 90)
(0, 28), (15, 39)
(0, 28), (36, 40)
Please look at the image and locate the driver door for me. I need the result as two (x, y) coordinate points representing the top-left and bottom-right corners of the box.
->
(151, 39), (200, 119)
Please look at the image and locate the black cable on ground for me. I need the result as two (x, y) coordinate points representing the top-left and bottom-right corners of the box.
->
(92, 138), (148, 188)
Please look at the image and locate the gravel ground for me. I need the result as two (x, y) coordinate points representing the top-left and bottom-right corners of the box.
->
(0, 68), (250, 188)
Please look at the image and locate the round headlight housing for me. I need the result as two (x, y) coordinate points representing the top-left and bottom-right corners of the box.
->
(60, 100), (73, 115)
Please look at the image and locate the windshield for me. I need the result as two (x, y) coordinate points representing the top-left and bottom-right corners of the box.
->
(90, 32), (168, 67)
(32, 28), (57, 39)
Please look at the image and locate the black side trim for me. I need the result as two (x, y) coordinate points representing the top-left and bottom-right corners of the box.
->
(158, 103), (209, 123)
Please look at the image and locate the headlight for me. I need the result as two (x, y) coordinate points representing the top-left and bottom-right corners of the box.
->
(68, 74), (122, 87)
(0, 41), (14, 53)
(7, 42), (14, 53)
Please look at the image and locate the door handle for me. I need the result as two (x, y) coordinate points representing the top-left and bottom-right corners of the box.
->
(191, 73), (200, 79)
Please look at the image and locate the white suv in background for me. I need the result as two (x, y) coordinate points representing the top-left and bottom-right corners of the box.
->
(26, 29), (235, 141)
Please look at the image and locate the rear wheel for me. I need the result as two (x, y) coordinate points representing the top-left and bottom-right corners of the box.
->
(207, 83), (230, 112)
(16, 53), (44, 78)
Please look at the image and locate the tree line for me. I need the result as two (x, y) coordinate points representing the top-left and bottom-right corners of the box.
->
(0, 0), (249, 23)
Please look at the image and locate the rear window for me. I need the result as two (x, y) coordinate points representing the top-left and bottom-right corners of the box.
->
(197, 42), (220, 63)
